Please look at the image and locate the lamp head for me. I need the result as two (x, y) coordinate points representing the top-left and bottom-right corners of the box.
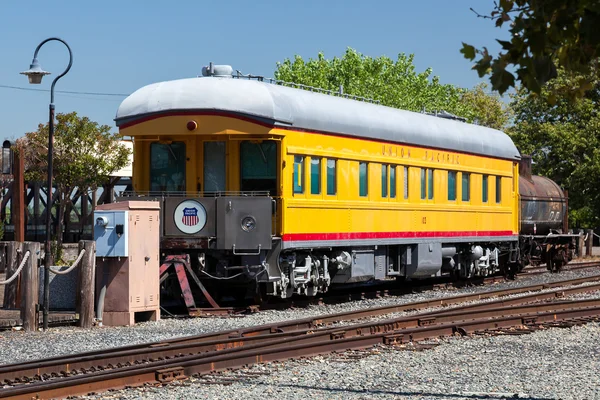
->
(20, 58), (51, 84)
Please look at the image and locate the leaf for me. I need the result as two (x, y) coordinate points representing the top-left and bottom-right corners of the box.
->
(496, 39), (513, 50)
(460, 43), (476, 60)
(500, 0), (514, 12)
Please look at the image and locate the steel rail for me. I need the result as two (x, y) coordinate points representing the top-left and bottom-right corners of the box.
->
(2, 301), (600, 400)
(2, 296), (600, 383)
(2, 274), (600, 383)
(521, 260), (600, 276)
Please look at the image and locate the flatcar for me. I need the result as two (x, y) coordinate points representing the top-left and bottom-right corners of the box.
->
(114, 64), (569, 304)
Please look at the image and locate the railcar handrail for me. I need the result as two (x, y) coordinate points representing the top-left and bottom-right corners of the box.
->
(119, 190), (272, 198)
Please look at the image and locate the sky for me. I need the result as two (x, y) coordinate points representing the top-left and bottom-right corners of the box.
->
(0, 0), (505, 142)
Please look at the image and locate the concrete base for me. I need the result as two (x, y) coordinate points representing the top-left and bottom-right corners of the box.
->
(102, 309), (160, 326)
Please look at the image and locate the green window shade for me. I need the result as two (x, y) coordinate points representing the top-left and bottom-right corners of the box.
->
(496, 176), (502, 203)
(326, 159), (336, 195)
(462, 173), (470, 201)
(293, 156), (304, 194)
(381, 164), (388, 197)
(390, 166), (396, 198)
(150, 142), (186, 192)
(482, 175), (488, 203)
(448, 171), (456, 201)
(427, 169), (434, 200)
(404, 166), (409, 199)
(311, 158), (321, 194)
(359, 162), (368, 197)
(240, 141), (277, 195)
(420, 168), (426, 199)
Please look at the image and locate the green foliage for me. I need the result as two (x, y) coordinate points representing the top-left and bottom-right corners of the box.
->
(462, 0), (600, 96)
(459, 83), (513, 131)
(19, 112), (131, 264)
(21, 112), (130, 190)
(275, 48), (472, 117)
(508, 67), (600, 227)
(275, 48), (509, 130)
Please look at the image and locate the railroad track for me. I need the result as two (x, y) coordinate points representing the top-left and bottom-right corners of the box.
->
(190, 259), (600, 317)
(521, 260), (600, 276)
(2, 274), (600, 399)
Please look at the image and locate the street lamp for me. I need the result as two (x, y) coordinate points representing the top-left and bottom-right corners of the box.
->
(21, 37), (73, 331)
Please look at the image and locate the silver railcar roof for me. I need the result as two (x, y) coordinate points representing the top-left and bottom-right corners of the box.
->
(115, 77), (520, 160)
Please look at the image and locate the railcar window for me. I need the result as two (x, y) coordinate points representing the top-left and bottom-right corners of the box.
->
(381, 164), (388, 198)
(240, 141), (278, 195)
(311, 158), (321, 195)
(420, 168), (426, 199)
(150, 142), (186, 192)
(448, 171), (457, 201)
(427, 169), (434, 200)
(326, 159), (336, 195)
(203, 141), (226, 193)
(359, 162), (368, 197)
(462, 173), (470, 201)
(390, 166), (396, 198)
(496, 176), (502, 203)
(293, 155), (304, 194)
(482, 175), (488, 203)
(404, 166), (409, 199)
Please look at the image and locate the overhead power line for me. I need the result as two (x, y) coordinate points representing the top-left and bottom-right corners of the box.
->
(0, 84), (129, 97)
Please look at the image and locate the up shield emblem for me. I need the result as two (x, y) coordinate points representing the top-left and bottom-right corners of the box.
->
(182, 207), (199, 226)
(174, 200), (207, 234)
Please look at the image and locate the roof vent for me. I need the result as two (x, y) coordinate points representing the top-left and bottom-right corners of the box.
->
(201, 63), (233, 78)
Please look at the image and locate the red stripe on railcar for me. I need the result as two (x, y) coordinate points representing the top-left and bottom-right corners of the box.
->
(282, 231), (516, 242)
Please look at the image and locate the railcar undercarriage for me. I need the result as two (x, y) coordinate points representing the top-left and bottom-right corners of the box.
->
(159, 240), (522, 306)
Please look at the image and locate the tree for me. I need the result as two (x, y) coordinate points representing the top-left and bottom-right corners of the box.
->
(275, 48), (472, 117)
(459, 83), (513, 130)
(275, 48), (511, 130)
(19, 112), (131, 263)
(461, 0), (600, 95)
(508, 67), (600, 227)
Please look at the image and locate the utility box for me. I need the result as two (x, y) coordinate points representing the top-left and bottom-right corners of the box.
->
(94, 201), (160, 326)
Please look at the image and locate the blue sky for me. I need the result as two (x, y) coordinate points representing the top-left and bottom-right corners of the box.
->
(0, 0), (504, 141)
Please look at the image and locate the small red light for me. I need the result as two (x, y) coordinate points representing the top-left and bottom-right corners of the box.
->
(186, 121), (197, 131)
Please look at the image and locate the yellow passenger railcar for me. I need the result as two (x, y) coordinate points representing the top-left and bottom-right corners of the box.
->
(116, 64), (521, 300)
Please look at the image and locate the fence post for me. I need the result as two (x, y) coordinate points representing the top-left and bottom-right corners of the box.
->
(586, 229), (594, 257)
(3, 241), (23, 309)
(77, 240), (95, 328)
(0, 241), (7, 274)
(20, 241), (39, 331)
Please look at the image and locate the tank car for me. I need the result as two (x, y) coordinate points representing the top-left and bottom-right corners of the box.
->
(518, 156), (576, 272)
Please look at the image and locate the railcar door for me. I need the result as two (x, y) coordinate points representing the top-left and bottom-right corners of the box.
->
(150, 142), (186, 192)
(239, 140), (280, 234)
(203, 141), (226, 193)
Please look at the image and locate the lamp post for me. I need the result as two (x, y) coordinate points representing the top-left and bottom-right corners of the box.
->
(21, 38), (73, 331)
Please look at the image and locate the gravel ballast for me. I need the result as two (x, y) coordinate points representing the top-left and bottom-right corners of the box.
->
(2, 267), (600, 399)
(80, 322), (600, 400)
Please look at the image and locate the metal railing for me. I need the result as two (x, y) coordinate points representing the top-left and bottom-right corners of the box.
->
(234, 70), (381, 104)
(119, 190), (272, 198)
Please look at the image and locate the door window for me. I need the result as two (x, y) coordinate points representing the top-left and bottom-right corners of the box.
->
(203, 141), (226, 192)
(240, 140), (278, 195)
(150, 142), (186, 192)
